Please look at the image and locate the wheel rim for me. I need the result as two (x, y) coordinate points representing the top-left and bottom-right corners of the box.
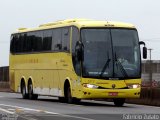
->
(67, 87), (72, 103)
(28, 83), (33, 98)
(22, 86), (26, 95)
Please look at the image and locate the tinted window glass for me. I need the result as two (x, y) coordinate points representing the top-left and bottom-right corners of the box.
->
(72, 27), (79, 53)
(19, 34), (23, 52)
(22, 33), (28, 52)
(71, 27), (80, 75)
(43, 30), (52, 51)
(27, 32), (34, 52)
(10, 35), (17, 53)
(53, 28), (62, 51)
(111, 29), (141, 78)
(27, 31), (43, 52)
(35, 31), (43, 51)
(81, 29), (113, 78)
(11, 28), (71, 53)
(15, 34), (22, 53)
(62, 27), (70, 51)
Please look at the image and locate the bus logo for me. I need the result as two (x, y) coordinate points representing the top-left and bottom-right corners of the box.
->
(112, 84), (116, 89)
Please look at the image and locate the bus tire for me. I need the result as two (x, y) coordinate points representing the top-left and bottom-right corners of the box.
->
(67, 86), (74, 104)
(58, 97), (66, 103)
(66, 86), (81, 104)
(73, 98), (81, 104)
(113, 98), (125, 107)
(21, 81), (28, 99)
(28, 81), (38, 100)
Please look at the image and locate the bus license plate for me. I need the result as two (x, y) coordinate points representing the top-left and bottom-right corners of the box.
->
(108, 92), (118, 96)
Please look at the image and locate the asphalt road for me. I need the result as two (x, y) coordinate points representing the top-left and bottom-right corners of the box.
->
(0, 92), (159, 120)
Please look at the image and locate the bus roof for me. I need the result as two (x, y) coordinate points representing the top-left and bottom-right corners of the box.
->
(14, 19), (136, 34)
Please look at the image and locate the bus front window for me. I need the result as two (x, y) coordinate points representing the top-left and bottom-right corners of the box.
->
(81, 28), (141, 79)
(112, 29), (141, 78)
(81, 29), (113, 78)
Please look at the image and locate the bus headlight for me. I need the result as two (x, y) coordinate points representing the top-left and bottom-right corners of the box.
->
(127, 84), (141, 89)
(83, 84), (99, 89)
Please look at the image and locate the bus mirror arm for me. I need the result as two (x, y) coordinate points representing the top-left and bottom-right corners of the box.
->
(139, 41), (147, 59)
(139, 41), (145, 46)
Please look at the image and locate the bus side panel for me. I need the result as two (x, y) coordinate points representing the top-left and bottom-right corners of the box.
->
(57, 53), (81, 98)
(9, 69), (15, 91)
(33, 70), (56, 96)
(14, 70), (22, 93)
(33, 69), (62, 96)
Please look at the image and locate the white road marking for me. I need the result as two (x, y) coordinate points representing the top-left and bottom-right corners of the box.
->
(0, 107), (14, 114)
(0, 104), (94, 120)
(45, 111), (94, 120)
(8, 108), (15, 111)
(0, 104), (45, 113)
(57, 114), (95, 120)
(18, 115), (38, 120)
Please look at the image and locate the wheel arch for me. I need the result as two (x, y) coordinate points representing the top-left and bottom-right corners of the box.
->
(64, 77), (72, 97)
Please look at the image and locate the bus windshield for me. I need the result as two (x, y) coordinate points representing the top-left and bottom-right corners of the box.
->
(81, 28), (141, 79)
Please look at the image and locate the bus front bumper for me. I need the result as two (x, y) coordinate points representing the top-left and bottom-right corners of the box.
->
(79, 88), (140, 99)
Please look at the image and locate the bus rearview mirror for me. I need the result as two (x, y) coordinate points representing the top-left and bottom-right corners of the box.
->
(143, 47), (147, 59)
(139, 41), (147, 59)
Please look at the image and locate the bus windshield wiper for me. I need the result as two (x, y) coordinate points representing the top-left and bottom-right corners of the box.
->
(114, 52), (128, 78)
(99, 52), (111, 77)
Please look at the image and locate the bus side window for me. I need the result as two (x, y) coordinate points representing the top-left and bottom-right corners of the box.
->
(43, 30), (52, 51)
(23, 34), (28, 52)
(72, 26), (80, 75)
(53, 28), (62, 51)
(15, 34), (23, 53)
(36, 31), (43, 51)
(62, 27), (70, 51)
(72, 27), (79, 54)
(27, 32), (34, 52)
(10, 35), (15, 53)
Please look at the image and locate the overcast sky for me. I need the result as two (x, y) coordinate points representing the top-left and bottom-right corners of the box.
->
(0, 0), (160, 66)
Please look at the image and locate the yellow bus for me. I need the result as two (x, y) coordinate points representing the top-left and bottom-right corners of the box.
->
(9, 19), (147, 106)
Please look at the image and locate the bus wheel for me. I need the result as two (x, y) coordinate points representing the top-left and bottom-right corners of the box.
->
(113, 98), (125, 107)
(58, 97), (66, 103)
(21, 82), (28, 99)
(66, 86), (81, 104)
(74, 98), (81, 103)
(67, 86), (74, 103)
(28, 82), (38, 100)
